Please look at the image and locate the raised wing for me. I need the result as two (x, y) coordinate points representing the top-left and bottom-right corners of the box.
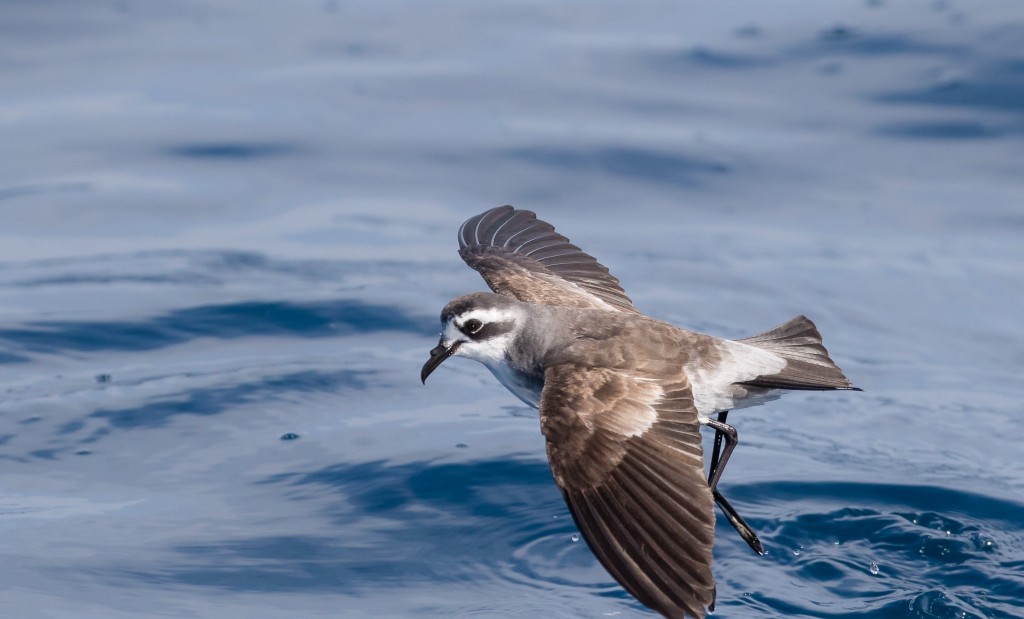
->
(458, 206), (640, 313)
(539, 364), (715, 619)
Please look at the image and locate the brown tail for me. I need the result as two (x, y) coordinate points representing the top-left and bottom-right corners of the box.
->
(737, 315), (859, 391)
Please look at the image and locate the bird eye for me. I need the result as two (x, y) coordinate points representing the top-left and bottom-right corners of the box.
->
(463, 318), (483, 334)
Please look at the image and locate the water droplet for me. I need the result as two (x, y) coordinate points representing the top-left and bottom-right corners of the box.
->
(793, 546), (802, 556)
(834, 540), (841, 546)
(95, 373), (112, 384)
(280, 432), (300, 441)
(869, 562), (880, 575)
(570, 533), (580, 542)
(455, 443), (468, 448)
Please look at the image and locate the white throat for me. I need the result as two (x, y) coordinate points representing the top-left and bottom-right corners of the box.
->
(442, 306), (541, 408)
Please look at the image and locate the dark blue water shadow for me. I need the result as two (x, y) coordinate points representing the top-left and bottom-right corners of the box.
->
(875, 120), (1004, 140)
(875, 58), (1024, 116)
(5, 250), (416, 288)
(0, 181), (91, 202)
(163, 142), (298, 160)
(0, 299), (434, 358)
(652, 47), (772, 72)
(646, 26), (966, 75)
(88, 369), (369, 430)
(503, 146), (731, 187)
(115, 457), (581, 593)
(4, 369), (372, 460)
(802, 26), (967, 58)
(0, 349), (30, 364)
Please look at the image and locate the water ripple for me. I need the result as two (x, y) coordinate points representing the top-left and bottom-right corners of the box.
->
(715, 481), (1024, 618)
(0, 299), (433, 358)
(108, 458), (587, 598)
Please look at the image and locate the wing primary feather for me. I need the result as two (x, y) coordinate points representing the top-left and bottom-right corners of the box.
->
(616, 454), (712, 549)
(503, 221), (547, 247)
(456, 206), (639, 312)
(541, 259), (604, 268)
(577, 490), (676, 614)
(607, 468), (709, 580)
(621, 447), (711, 526)
(520, 239), (571, 256)
(498, 211), (541, 246)
(590, 485), (690, 607)
(529, 248), (580, 260)
(472, 211), (485, 244)
(516, 237), (565, 255)
(488, 210), (517, 246)
(572, 492), (655, 605)
(474, 207), (509, 245)
(601, 474), (712, 614)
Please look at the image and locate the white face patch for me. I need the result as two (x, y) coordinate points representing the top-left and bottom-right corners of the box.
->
(441, 306), (521, 368)
(451, 307), (519, 331)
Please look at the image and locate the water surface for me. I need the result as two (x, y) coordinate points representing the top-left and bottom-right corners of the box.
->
(1, 1), (1022, 617)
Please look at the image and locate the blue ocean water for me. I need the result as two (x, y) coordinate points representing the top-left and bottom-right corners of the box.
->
(1, 1), (1023, 617)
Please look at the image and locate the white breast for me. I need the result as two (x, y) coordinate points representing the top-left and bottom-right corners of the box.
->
(485, 360), (542, 409)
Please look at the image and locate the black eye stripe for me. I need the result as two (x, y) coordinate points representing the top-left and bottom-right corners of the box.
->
(468, 320), (513, 340)
(458, 318), (483, 335)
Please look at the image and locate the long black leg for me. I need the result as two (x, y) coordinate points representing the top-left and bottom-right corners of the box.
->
(707, 410), (728, 485)
(705, 414), (737, 493)
(706, 412), (764, 555)
(714, 490), (764, 555)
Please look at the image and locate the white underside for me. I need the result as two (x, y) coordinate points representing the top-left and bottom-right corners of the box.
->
(486, 361), (542, 408)
(686, 339), (788, 422)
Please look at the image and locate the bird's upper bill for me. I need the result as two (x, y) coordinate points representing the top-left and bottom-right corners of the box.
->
(420, 339), (459, 384)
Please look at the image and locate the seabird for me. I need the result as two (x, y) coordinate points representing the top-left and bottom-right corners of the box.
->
(421, 206), (858, 618)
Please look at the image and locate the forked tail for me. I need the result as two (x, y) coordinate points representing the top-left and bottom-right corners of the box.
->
(737, 315), (859, 391)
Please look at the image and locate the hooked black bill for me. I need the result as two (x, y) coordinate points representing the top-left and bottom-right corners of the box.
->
(421, 340), (460, 384)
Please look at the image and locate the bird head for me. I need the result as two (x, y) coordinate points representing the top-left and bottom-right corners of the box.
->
(420, 292), (524, 383)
